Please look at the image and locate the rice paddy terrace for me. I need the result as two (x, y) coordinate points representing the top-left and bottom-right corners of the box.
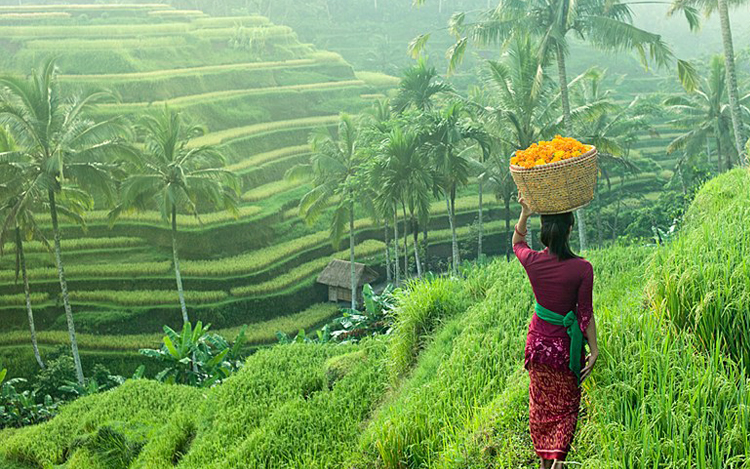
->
(0, 3), (523, 377)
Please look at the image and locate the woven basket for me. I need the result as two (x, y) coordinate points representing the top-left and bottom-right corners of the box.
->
(510, 146), (598, 215)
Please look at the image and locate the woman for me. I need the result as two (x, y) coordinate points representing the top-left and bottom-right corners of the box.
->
(512, 196), (599, 468)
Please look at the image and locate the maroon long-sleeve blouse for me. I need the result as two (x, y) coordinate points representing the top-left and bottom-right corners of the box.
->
(513, 241), (594, 374)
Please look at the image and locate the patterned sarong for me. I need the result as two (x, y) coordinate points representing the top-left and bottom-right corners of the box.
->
(528, 362), (582, 460)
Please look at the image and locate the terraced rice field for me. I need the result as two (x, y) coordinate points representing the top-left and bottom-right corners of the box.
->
(0, 4), (685, 378)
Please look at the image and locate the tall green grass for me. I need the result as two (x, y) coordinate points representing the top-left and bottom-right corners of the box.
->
(650, 169), (750, 366)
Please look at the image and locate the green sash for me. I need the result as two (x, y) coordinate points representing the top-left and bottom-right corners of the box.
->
(534, 303), (584, 385)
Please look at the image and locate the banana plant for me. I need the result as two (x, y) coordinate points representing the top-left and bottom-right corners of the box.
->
(140, 322), (246, 388)
(1, 375), (59, 429)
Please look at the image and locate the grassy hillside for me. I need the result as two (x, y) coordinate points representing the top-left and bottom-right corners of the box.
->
(2, 168), (747, 468)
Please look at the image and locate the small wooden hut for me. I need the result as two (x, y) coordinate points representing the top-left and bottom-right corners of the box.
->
(316, 259), (379, 305)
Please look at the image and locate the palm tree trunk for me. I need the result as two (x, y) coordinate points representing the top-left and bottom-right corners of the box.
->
(48, 189), (84, 385)
(448, 190), (459, 273)
(445, 194), (456, 274)
(716, 125), (724, 173)
(422, 225), (428, 273)
(477, 179), (483, 259)
(16, 226), (43, 370)
(411, 214), (422, 277)
(556, 43), (588, 251)
(595, 186), (603, 248)
(505, 195), (511, 260)
(393, 206), (400, 285)
(349, 202), (357, 310)
(171, 205), (189, 325)
(718, 0), (747, 165)
(612, 177), (624, 241)
(402, 202), (409, 277)
(384, 219), (392, 285)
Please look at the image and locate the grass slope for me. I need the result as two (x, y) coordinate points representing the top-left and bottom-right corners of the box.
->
(2, 170), (747, 468)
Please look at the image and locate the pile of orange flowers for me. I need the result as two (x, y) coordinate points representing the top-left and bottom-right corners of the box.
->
(510, 136), (591, 169)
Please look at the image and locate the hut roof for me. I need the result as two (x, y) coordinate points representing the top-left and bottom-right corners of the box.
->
(316, 259), (379, 289)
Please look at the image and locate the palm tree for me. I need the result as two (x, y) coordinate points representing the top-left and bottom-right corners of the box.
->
(423, 102), (489, 274)
(571, 69), (648, 244)
(477, 37), (561, 150)
(392, 56), (454, 114)
(287, 114), (363, 309)
(665, 55), (748, 172)
(109, 106), (239, 325)
(0, 59), (126, 385)
(471, 38), (559, 258)
(366, 156), (397, 284)
(417, 0), (676, 251)
(670, 0), (749, 165)
(361, 100), (396, 284)
(478, 141), (517, 260)
(0, 127), (48, 370)
(379, 128), (433, 278)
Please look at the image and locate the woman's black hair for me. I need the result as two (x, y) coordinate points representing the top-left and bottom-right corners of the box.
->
(540, 212), (581, 261)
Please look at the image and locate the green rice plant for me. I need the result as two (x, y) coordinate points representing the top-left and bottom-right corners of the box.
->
(62, 58), (320, 81)
(0, 4), (166, 12)
(0, 380), (202, 468)
(0, 22), (191, 38)
(34, 205), (260, 228)
(650, 168), (750, 367)
(105, 80), (365, 112)
(26, 36), (188, 50)
(352, 259), (534, 467)
(190, 115), (339, 147)
(202, 339), (387, 468)
(192, 16), (270, 28)
(227, 145), (310, 172)
(68, 289), (228, 307)
(147, 9), (205, 17)
(0, 304), (338, 351)
(2, 237), (142, 254)
(241, 179), (305, 202)
(354, 71), (400, 88)
(385, 275), (474, 381)
(0, 12), (71, 19)
(569, 246), (750, 468)
(229, 240), (384, 297)
(0, 261), (171, 282)
(0, 292), (48, 306)
(191, 25), (293, 40)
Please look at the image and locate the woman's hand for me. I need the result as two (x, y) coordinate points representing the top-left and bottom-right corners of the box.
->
(580, 349), (598, 383)
(517, 194), (534, 219)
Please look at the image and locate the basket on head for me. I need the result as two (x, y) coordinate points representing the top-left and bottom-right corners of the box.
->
(509, 146), (598, 215)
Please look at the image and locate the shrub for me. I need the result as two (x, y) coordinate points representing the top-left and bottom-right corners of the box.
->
(1, 377), (59, 430)
(32, 355), (76, 400)
(140, 322), (246, 388)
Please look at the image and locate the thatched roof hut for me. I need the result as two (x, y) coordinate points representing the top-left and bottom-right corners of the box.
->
(317, 259), (379, 304)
